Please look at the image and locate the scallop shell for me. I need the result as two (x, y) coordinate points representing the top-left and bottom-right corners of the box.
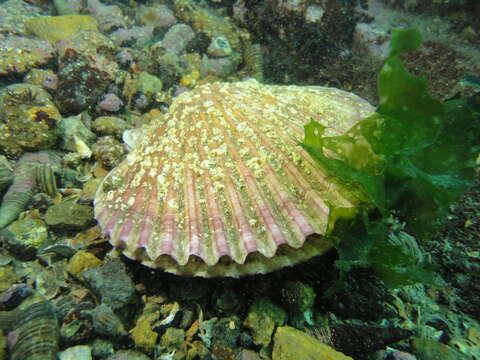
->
(94, 80), (375, 277)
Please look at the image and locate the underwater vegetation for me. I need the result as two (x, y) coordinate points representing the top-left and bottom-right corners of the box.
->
(302, 28), (480, 288)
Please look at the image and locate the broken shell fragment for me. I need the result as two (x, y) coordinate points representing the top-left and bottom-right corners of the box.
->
(94, 80), (375, 276)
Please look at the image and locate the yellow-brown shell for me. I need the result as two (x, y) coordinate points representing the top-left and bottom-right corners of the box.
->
(94, 80), (375, 277)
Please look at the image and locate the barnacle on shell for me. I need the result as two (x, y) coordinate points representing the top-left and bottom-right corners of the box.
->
(94, 80), (375, 277)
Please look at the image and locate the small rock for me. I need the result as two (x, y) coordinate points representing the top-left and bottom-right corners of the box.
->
(91, 338), (115, 359)
(66, 250), (102, 277)
(200, 53), (242, 79)
(135, 72), (163, 100)
(110, 26), (154, 47)
(82, 259), (135, 310)
(0, 218), (49, 260)
(92, 136), (126, 168)
(243, 297), (287, 347)
(0, 0), (43, 36)
(412, 337), (470, 360)
(106, 350), (152, 360)
(55, 49), (111, 115)
(212, 316), (241, 349)
(82, 178), (102, 200)
(59, 345), (93, 360)
(214, 287), (240, 314)
(24, 69), (59, 91)
(279, 281), (315, 313)
(0, 36), (56, 77)
(87, 0), (126, 33)
(59, 115), (97, 152)
(130, 317), (158, 351)
(0, 84), (61, 157)
(273, 326), (353, 360)
(207, 36), (232, 58)
(239, 349), (261, 360)
(26, 15), (98, 42)
(92, 116), (131, 138)
(97, 94), (124, 113)
(329, 324), (414, 359)
(162, 23), (195, 55)
(82, 303), (127, 338)
(45, 202), (94, 231)
(160, 328), (186, 359)
(161, 327), (185, 349)
(137, 4), (177, 29)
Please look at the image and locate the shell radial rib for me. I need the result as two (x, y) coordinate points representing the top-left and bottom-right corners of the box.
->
(94, 80), (375, 277)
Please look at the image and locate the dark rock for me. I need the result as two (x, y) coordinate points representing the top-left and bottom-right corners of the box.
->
(44, 202), (94, 231)
(55, 49), (110, 115)
(330, 324), (414, 360)
(323, 267), (397, 321)
(212, 316), (242, 349)
(81, 259), (135, 310)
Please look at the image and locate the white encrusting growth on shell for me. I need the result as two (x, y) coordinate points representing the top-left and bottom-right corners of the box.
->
(94, 80), (375, 276)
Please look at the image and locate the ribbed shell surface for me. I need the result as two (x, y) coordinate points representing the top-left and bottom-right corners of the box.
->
(94, 80), (375, 276)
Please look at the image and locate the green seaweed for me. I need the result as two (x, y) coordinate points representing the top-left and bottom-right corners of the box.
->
(302, 28), (479, 288)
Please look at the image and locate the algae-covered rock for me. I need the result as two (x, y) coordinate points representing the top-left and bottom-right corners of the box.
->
(0, 329), (6, 360)
(135, 72), (163, 100)
(92, 116), (131, 138)
(26, 15), (98, 42)
(58, 115), (97, 152)
(273, 326), (353, 360)
(55, 49), (111, 115)
(0, 36), (56, 77)
(130, 317), (158, 351)
(412, 337), (470, 360)
(81, 259), (135, 310)
(0, 156), (13, 193)
(44, 201), (94, 231)
(92, 136), (126, 169)
(65, 250), (102, 277)
(0, 84), (61, 157)
(0, 218), (49, 260)
(59, 345), (92, 360)
(243, 297), (287, 347)
(160, 327), (185, 348)
(280, 281), (316, 313)
(106, 350), (152, 360)
(0, 266), (20, 292)
(24, 69), (58, 91)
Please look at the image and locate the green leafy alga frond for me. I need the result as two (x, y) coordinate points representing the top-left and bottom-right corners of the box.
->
(302, 28), (479, 288)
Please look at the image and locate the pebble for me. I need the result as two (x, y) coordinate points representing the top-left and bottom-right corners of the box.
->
(243, 297), (286, 347)
(81, 258), (135, 310)
(59, 345), (92, 360)
(82, 303), (127, 338)
(44, 202), (94, 231)
(58, 115), (97, 153)
(97, 94), (124, 113)
(162, 23), (195, 55)
(0, 218), (49, 260)
(105, 350), (152, 360)
(66, 250), (102, 277)
(272, 326), (353, 360)
(26, 15), (98, 42)
(92, 116), (131, 138)
(207, 35), (232, 57)
(91, 338), (115, 359)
